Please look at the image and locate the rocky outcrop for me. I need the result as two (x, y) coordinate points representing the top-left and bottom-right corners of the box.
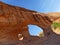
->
(0, 1), (60, 45)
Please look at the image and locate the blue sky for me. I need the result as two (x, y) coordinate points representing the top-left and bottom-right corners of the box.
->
(2, 0), (60, 13)
(1, 0), (60, 36)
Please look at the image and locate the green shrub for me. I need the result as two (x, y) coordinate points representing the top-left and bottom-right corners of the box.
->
(52, 22), (60, 29)
(39, 32), (44, 37)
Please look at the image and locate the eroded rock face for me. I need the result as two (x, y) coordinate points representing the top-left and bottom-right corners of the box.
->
(0, 1), (60, 45)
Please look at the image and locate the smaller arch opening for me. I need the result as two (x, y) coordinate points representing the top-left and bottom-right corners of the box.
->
(28, 24), (44, 37)
(18, 34), (23, 41)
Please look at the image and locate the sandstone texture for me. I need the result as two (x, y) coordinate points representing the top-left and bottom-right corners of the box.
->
(0, 1), (60, 45)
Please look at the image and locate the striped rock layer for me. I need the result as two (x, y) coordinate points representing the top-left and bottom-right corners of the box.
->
(0, 1), (60, 45)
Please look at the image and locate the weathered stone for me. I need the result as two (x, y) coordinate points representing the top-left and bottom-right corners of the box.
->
(0, 1), (60, 45)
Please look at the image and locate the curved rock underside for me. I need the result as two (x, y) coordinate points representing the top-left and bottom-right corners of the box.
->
(0, 1), (60, 45)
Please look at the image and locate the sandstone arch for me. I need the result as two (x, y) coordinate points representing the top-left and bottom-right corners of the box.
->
(0, 1), (60, 45)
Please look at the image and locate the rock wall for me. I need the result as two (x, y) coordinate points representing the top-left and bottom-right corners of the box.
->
(0, 1), (60, 45)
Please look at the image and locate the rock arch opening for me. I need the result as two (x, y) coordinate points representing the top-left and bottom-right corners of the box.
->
(28, 24), (44, 37)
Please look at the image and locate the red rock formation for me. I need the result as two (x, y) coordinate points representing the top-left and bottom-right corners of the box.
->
(0, 1), (60, 45)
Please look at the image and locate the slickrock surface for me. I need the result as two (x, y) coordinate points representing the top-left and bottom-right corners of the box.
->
(0, 1), (60, 45)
